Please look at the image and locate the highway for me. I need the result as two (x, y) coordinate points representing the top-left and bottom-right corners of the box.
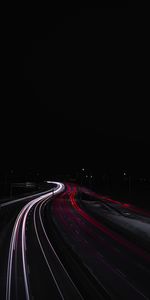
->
(50, 184), (150, 300)
(0, 182), (150, 299)
(1, 182), (83, 299)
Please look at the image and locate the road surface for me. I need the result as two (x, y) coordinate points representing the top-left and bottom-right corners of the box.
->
(0, 182), (150, 299)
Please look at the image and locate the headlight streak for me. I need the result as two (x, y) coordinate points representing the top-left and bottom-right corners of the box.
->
(6, 182), (64, 300)
(33, 201), (65, 300)
(0, 188), (57, 208)
(35, 195), (84, 299)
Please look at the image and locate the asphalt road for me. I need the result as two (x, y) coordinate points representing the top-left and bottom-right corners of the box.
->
(0, 182), (150, 299)
(51, 184), (150, 300)
(1, 182), (82, 300)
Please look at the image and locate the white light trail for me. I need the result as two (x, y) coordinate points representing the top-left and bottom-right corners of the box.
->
(6, 182), (64, 300)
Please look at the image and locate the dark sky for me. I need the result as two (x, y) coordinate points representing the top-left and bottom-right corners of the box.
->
(1, 6), (150, 178)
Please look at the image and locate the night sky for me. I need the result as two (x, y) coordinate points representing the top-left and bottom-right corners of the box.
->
(1, 6), (150, 179)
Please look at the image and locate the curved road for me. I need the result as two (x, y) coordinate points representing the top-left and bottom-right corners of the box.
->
(0, 182), (150, 299)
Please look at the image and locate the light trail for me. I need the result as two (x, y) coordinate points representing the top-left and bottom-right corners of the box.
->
(52, 184), (150, 300)
(68, 186), (150, 263)
(35, 197), (84, 299)
(0, 188), (56, 208)
(5, 182), (64, 300)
